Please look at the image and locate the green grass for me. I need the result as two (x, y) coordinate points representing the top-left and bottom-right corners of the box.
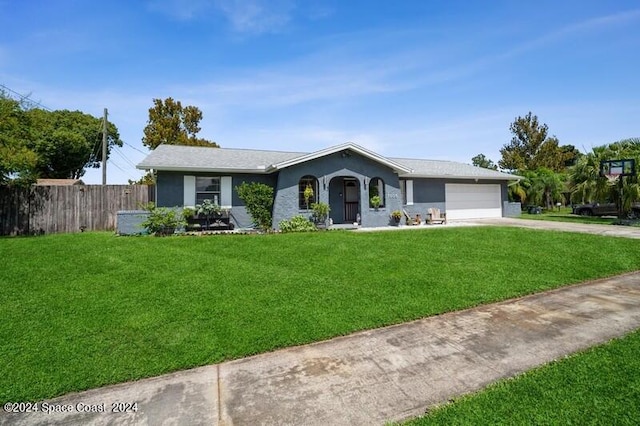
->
(520, 207), (617, 225)
(404, 329), (640, 425)
(2, 227), (640, 403)
(520, 206), (640, 226)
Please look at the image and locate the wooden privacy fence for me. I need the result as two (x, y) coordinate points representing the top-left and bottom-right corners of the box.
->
(0, 185), (154, 236)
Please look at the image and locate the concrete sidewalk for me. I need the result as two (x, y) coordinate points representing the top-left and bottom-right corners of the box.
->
(4, 272), (640, 426)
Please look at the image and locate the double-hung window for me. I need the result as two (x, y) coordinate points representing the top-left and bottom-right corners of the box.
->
(196, 177), (221, 205)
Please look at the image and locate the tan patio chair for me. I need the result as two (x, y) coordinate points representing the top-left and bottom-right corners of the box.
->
(427, 208), (447, 225)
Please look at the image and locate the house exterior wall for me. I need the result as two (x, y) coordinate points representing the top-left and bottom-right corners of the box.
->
(401, 178), (509, 220)
(155, 171), (277, 228)
(156, 167), (511, 230)
(156, 172), (185, 207)
(272, 150), (403, 229)
(401, 178), (446, 218)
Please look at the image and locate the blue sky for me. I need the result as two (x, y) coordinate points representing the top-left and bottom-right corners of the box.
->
(2, 0), (639, 184)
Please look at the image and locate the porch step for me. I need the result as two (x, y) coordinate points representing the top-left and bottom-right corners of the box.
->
(328, 223), (360, 230)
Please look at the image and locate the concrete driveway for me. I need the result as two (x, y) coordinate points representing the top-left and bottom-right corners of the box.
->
(3, 271), (640, 426)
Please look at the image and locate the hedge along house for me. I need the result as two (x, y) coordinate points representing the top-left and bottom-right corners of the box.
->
(136, 142), (521, 229)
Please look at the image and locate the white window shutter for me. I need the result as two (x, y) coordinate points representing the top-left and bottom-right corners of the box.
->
(221, 176), (232, 208)
(183, 175), (196, 206)
(406, 180), (414, 205)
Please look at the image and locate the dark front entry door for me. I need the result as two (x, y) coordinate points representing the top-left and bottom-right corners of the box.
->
(344, 180), (359, 222)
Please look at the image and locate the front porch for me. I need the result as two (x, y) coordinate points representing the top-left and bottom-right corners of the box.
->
(329, 176), (361, 225)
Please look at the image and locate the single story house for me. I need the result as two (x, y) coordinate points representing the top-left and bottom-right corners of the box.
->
(137, 142), (520, 229)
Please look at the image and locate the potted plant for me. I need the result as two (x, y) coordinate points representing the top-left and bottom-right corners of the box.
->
(195, 199), (221, 229)
(370, 195), (382, 210)
(391, 210), (402, 225)
(311, 202), (331, 228)
(303, 184), (314, 211)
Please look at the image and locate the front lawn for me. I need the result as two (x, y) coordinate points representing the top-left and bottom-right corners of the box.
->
(2, 227), (640, 403)
(520, 207), (617, 225)
(405, 329), (640, 425)
(520, 207), (640, 227)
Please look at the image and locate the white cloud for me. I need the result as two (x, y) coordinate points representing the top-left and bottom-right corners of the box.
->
(147, 0), (213, 21)
(147, 0), (296, 34)
(214, 0), (295, 34)
(499, 8), (640, 59)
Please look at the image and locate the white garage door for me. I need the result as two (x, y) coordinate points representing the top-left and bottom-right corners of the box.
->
(445, 183), (502, 220)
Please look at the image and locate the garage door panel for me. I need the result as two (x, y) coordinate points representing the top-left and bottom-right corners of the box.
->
(445, 183), (502, 220)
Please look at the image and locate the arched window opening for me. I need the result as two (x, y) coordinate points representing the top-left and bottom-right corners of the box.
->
(298, 175), (319, 209)
(369, 177), (385, 208)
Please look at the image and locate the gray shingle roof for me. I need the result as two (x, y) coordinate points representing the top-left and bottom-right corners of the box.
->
(137, 144), (519, 180)
(391, 157), (518, 180)
(137, 145), (304, 173)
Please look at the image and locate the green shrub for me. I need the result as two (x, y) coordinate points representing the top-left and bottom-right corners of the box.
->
(141, 205), (186, 236)
(182, 207), (195, 218)
(311, 202), (331, 224)
(236, 182), (274, 231)
(279, 215), (317, 233)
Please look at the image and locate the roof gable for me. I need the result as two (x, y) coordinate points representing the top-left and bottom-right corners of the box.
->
(269, 143), (413, 174)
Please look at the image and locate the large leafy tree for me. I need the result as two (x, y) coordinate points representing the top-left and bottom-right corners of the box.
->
(142, 98), (219, 149)
(0, 92), (121, 182)
(499, 112), (578, 172)
(26, 109), (122, 179)
(471, 153), (497, 170)
(0, 95), (38, 184)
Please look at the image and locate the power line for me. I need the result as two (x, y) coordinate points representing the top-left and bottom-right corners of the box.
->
(112, 146), (138, 169)
(122, 140), (148, 156)
(91, 121), (104, 161)
(0, 83), (53, 111)
(109, 161), (129, 177)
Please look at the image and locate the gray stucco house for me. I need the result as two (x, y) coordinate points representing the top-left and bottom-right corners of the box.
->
(137, 142), (520, 229)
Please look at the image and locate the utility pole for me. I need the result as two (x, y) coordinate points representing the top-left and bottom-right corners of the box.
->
(102, 108), (108, 185)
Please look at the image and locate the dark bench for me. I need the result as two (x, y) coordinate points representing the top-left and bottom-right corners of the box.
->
(186, 211), (235, 231)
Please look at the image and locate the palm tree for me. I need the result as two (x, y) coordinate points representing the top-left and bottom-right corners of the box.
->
(508, 175), (529, 204)
(526, 169), (565, 209)
(569, 146), (610, 204)
(569, 139), (640, 217)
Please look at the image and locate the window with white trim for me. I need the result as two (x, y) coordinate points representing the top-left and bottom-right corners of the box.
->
(196, 177), (221, 205)
(400, 179), (413, 205)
